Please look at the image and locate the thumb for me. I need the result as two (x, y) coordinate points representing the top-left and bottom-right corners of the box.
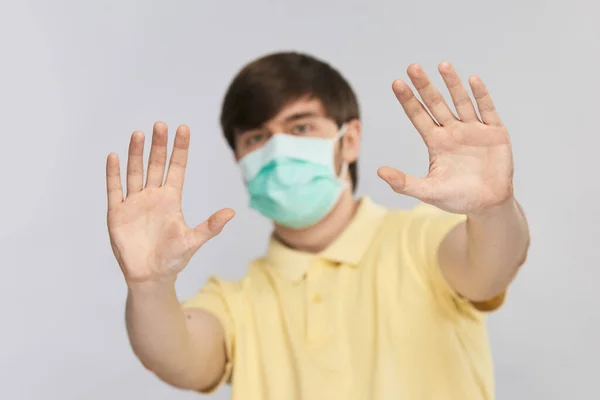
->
(191, 208), (236, 251)
(377, 166), (432, 202)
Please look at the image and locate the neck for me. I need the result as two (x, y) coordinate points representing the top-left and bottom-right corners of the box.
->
(273, 190), (359, 253)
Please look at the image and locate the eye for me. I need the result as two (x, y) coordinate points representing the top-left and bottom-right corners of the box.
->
(245, 132), (268, 147)
(290, 124), (312, 135)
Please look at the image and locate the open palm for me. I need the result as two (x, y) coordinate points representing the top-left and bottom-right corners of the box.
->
(106, 123), (234, 285)
(378, 62), (514, 215)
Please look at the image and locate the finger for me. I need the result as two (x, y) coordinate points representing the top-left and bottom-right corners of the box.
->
(469, 75), (503, 127)
(165, 125), (191, 192)
(126, 131), (145, 197)
(377, 166), (434, 202)
(438, 62), (479, 122)
(145, 122), (169, 188)
(106, 153), (124, 211)
(191, 208), (236, 251)
(407, 64), (458, 126)
(392, 80), (438, 140)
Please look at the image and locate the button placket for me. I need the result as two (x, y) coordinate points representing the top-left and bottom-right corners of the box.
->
(305, 258), (328, 344)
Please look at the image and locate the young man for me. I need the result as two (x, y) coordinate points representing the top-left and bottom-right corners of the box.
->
(105, 52), (530, 399)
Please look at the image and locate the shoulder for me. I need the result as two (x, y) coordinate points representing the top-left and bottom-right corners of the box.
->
(371, 202), (456, 238)
(189, 258), (273, 299)
(384, 202), (466, 241)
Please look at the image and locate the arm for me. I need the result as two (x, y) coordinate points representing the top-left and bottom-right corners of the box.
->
(105, 122), (235, 390)
(378, 62), (527, 303)
(439, 197), (530, 302)
(125, 281), (226, 391)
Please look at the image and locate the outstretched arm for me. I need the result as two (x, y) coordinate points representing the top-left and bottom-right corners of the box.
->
(378, 62), (530, 303)
(106, 122), (234, 389)
(125, 281), (227, 390)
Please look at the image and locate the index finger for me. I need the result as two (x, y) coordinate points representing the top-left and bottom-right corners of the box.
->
(469, 76), (503, 127)
(165, 125), (191, 192)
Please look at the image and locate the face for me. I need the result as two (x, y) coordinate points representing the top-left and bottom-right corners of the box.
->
(234, 98), (361, 177)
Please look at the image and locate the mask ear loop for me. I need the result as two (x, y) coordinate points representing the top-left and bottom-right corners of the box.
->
(334, 123), (350, 180)
(335, 124), (348, 141)
(338, 161), (349, 180)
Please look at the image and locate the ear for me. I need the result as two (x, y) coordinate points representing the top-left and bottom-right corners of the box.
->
(341, 119), (362, 164)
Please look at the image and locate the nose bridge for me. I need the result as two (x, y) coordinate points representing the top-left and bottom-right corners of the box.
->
(264, 118), (287, 135)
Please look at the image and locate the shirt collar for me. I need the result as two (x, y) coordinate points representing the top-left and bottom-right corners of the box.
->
(264, 197), (388, 281)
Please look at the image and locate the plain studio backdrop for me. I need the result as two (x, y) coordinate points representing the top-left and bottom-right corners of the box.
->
(1, 0), (598, 399)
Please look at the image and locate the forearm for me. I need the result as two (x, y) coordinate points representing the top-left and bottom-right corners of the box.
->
(465, 197), (530, 296)
(125, 281), (202, 388)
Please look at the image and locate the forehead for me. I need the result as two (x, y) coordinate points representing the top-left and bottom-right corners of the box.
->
(267, 97), (327, 125)
(234, 97), (331, 138)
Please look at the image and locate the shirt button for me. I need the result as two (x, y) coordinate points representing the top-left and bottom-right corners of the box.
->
(312, 294), (322, 303)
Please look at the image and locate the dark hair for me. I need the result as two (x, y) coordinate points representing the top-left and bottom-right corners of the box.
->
(220, 51), (360, 192)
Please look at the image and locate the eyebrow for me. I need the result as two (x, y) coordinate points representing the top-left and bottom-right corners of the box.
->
(236, 112), (321, 136)
(282, 111), (320, 123)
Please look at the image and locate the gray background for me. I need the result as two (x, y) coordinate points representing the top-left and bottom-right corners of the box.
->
(1, 0), (598, 399)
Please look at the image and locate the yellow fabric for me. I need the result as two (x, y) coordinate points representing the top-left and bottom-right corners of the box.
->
(182, 197), (504, 399)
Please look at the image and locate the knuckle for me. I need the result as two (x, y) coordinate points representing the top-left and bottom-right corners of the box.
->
(479, 104), (496, 113)
(107, 183), (122, 192)
(407, 103), (425, 119)
(446, 80), (462, 89)
(475, 91), (489, 101)
(170, 159), (187, 169)
(417, 81), (432, 92)
(148, 160), (165, 170)
(454, 95), (472, 107)
(428, 93), (444, 107)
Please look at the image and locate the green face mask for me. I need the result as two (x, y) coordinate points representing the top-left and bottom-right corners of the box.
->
(238, 125), (348, 229)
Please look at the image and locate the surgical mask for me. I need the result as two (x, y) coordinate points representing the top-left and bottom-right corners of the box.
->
(238, 125), (349, 229)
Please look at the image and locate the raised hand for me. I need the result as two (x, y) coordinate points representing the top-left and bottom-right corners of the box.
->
(378, 62), (514, 215)
(106, 122), (234, 285)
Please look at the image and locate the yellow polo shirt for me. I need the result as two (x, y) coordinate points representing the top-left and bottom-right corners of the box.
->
(182, 197), (504, 399)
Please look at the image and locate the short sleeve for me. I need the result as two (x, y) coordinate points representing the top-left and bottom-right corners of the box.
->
(406, 203), (505, 320)
(181, 276), (237, 392)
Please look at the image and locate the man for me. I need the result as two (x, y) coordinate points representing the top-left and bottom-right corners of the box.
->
(106, 52), (530, 399)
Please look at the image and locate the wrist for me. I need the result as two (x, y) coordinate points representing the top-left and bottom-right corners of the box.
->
(126, 276), (177, 296)
(467, 196), (518, 222)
